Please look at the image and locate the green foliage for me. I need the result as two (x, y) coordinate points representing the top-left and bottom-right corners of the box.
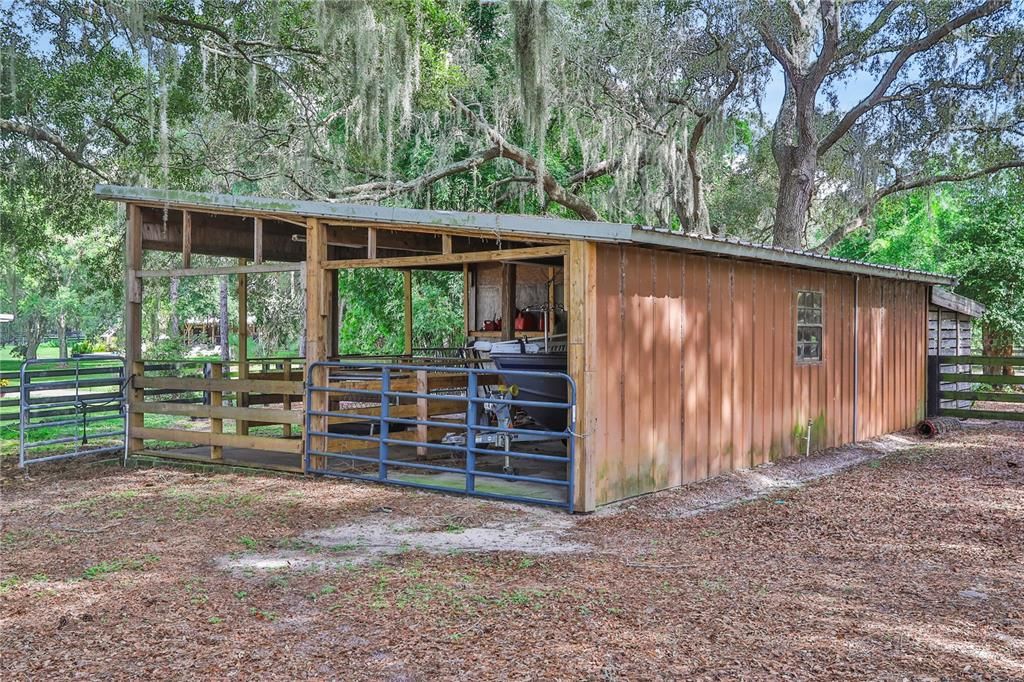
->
(832, 171), (1024, 345)
(338, 270), (463, 355)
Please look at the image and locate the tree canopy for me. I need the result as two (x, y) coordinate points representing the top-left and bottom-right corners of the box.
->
(2, 0), (1022, 354)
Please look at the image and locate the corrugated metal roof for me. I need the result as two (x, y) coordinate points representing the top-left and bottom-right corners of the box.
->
(95, 184), (956, 285)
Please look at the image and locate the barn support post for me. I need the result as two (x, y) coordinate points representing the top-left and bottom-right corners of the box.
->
(567, 240), (597, 512)
(125, 204), (144, 455)
(500, 263), (516, 341)
(462, 264), (471, 340)
(237, 258), (249, 436)
(305, 217), (329, 471)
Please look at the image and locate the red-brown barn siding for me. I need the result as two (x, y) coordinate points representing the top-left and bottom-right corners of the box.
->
(587, 244), (927, 506)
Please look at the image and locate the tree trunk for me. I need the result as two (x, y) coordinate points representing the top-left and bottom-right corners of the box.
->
(58, 313), (68, 358)
(772, 147), (817, 248)
(169, 276), (180, 339)
(219, 276), (230, 363)
(24, 314), (42, 361)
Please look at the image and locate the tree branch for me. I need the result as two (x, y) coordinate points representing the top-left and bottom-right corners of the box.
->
(450, 95), (601, 221)
(813, 159), (1024, 252)
(818, 0), (1010, 156)
(0, 118), (110, 180)
(331, 146), (501, 202)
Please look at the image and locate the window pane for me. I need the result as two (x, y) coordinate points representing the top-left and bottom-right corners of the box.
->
(797, 327), (821, 344)
(798, 308), (822, 324)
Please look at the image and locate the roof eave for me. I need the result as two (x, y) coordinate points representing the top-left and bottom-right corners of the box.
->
(94, 184), (633, 244)
(95, 184), (957, 286)
(632, 227), (957, 286)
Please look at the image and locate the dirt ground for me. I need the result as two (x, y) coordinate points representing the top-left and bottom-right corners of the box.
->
(2, 422), (1022, 680)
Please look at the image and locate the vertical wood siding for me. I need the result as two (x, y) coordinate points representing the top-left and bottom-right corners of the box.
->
(589, 244), (927, 506)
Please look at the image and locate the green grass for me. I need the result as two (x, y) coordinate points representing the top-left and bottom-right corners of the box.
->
(82, 554), (160, 580)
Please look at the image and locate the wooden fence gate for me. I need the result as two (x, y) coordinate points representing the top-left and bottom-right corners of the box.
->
(928, 355), (1024, 422)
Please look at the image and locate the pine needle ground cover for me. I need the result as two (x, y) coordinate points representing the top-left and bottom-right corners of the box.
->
(2, 423), (1021, 679)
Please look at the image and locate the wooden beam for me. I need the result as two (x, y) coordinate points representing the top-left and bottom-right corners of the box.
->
(367, 227), (377, 259)
(237, 259), (249, 436)
(567, 240), (598, 512)
(463, 264), (471, 341)
(136, 262), (303, 278)
(323, 245), (569, 271)
(132, 401), (303, 424)
(306, 217), (329, 470)
(442, 233), (453, 255)
(125, 204), (144, 454)
(210, 363), (223, 460)
(135, 427), (304, 454)
(182, 210), (192, 268)
(323, 223), (442, 253)
(403, 270), (414, 355)
(547, 266), (556, 333)
(135, 375), (304, 394)
(253, 217), (264, 264)
(329, 269), (340, 357)
(500, 262), (516, 341)
(140, 207), (307, 262)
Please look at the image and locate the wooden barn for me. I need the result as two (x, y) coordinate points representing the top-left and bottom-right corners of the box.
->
(97, 185), (956, 512)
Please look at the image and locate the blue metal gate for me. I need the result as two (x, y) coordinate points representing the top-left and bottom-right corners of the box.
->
(18, 356), (127, 466)
(305, 361), (576, 511)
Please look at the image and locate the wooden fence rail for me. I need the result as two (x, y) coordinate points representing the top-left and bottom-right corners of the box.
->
(932, 355), (1024, 422)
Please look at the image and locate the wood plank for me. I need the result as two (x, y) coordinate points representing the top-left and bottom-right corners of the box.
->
(939, 355), (1024, 366)
(416, 370), (429, 457)
(133, 401), (303, 424)
(327, 401), (465, 424)
(125, 205), (144, 453)
(253, 217), (264, 264)
(366, 228), (378, 260)
(442, 233), (453, 255)
(500, 263), (516, 341)
(940, 390), (1024, 403)
(137, 262), (303, 278)
(135, 376), (304, 394)
(136, 427), (304, 453)
(182, 210), (192, 268)
(307, 216), (329, 470)
(323, 426), (456, 453)
(567, 240), (597, 511)
(209, 363), (224, 459)
(938, 408), (1024, 422)
(134, 448), (302, 473)
(939, 373), (1024, 385)
(237, 259), (250, 436)
(463, 264), (471, 341)
(323, 245), (569, 270)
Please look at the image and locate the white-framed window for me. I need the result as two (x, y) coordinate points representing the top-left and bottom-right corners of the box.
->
(796, 291), (823, 363)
